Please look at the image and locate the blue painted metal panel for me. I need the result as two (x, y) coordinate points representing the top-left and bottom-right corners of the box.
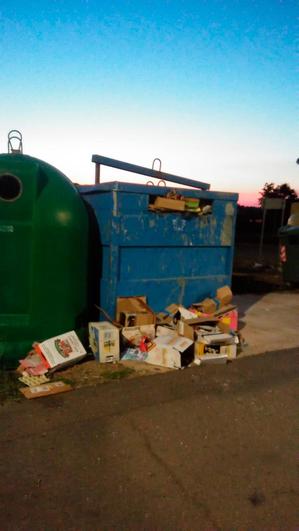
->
(80, 182), (238, 319)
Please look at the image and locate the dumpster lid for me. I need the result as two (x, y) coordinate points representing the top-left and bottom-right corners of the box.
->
(92, 154), (211, 191)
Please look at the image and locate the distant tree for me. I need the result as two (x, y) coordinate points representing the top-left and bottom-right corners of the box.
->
(258, 182), (297, 206)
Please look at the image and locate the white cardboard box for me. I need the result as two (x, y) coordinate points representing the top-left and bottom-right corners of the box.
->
(146, 345), (181, 369)
(35, 331), (86, 370)
(146, 334), (193, 369)
(89, 322), (120, 363)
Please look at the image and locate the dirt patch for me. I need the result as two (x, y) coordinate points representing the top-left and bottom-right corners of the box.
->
(0, 370), (22, 404)
(55, 357), (172, 389)
(1, 355), (172, 403)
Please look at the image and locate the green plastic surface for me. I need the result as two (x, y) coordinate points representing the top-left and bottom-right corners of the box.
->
(0, 154), (89, 368)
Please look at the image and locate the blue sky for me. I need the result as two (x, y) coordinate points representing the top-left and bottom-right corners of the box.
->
(0, 0), (297, 204)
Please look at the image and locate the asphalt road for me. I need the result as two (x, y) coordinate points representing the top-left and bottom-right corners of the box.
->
(0, 349), (298, 531)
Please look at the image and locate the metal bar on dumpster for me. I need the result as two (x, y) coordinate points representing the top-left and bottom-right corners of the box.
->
(95, 163), (100, 184)
(92, 155), (210, 190)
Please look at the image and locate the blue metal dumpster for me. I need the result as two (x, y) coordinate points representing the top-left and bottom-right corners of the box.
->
(80, 156), (238, 319)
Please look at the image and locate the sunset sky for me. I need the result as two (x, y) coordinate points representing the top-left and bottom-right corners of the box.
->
(0, 0), (297, 205)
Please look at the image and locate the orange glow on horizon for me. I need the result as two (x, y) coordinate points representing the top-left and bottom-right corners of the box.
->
(238, 192), (260, 207)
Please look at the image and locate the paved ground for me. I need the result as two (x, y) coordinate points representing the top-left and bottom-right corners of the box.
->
(0, 348), (298, 530)
(234, 290), (299, 356)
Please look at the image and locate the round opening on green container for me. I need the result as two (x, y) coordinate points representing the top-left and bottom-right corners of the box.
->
(0, 173), (22, 201)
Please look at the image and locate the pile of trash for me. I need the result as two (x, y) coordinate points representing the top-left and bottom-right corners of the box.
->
(90, 285), (240, 369)
(149, 192), (212, 215)
(17, 285), (240, 398)
(17, 331), (87, 398)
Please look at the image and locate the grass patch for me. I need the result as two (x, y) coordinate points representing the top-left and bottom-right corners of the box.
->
(102, 367), (135, 381)
(57, 377), (75, 386)
(0, 370), (22, 404)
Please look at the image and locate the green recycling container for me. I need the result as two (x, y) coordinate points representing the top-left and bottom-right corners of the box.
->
(279, 225), (299, 283)
(0, 153), (89, 368)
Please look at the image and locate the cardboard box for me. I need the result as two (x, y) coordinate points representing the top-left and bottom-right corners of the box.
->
(156, 325), (177, 337)
(116, 296), (156, 327)
(192, 298), (217, 315)
(219, 343), (237, 359)
(213, 304), (237, 317)
(219, 309), (238, 332)
(34, 331), (86, 371)
(216, 286), (233, 307)
(199, 353), (228, 364)
(201, 332), (234, 345)
(20, 381), (72, 399)
(153, 196), (185, 211)
(89, 322), (120, 363)
(146, 345), (181, 369)
(166, 304), (196, 321)
(178, 316), (219, 340)
(121, 325), (156, 347)
(195, 333), (237, 360)
(146, 333), (194, 369)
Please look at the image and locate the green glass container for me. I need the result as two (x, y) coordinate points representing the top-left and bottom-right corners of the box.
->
(0, 153), (89, 368)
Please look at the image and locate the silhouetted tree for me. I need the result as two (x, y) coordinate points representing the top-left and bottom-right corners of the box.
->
(258, 182), (297, 206)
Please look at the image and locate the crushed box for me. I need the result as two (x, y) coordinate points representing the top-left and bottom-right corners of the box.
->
(146, 334), (194, 369)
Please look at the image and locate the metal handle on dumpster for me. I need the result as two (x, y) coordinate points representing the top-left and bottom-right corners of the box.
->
(151, 157), (166, 187)
(151, 158), (166, 187)
(152, 158), (162, 172)
(92, 154), (210, 190)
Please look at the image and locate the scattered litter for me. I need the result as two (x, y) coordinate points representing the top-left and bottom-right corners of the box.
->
(121, 348), (148, 361)
(89, 322), (120, 363)
(114, 285), (241, 369)
(16, 284), (243, 400)
(193, 358), (201, 366)
(17, 352), (48, 376)
(34, 331), (86, 371)
(121, 325), (156, 347)
(17, 331), (86, 398)
(20, 381), (72, 399)
(199, 353), (228, 364)
(18, 374), (50, 387)
(149, 192), (213, 215)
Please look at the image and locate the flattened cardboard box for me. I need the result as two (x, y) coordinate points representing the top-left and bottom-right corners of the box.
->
(20, 381), (72, 399)
(146, 346), (181, 369)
